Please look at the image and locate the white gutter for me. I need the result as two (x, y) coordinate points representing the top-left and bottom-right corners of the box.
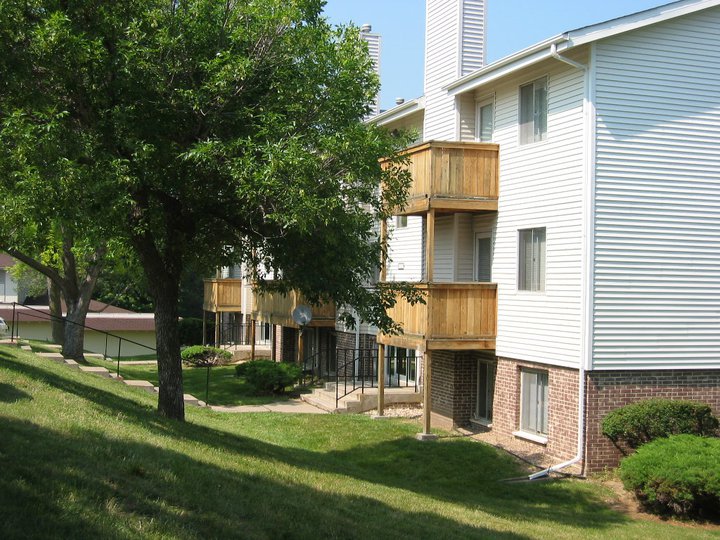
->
(529, 44), (596, 480)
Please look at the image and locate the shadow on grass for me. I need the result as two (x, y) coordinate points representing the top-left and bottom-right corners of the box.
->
(0, 348), (629, 535)
(0, 383), (31, 403)
(0, 416), (529, 539)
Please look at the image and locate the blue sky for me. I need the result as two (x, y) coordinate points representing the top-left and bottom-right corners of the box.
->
(323, 0), (674, 110)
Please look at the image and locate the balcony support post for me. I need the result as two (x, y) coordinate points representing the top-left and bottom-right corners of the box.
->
(250, 319), (256, 361)
(425, 209), (435, 282)
(297, 327), (305, 365)
(376, 344), (385, 417)
(271, 324), (277, 362)
(202, 311), (207, 346)
(417, 349), (438, 441)
(214, 311), (221, 347)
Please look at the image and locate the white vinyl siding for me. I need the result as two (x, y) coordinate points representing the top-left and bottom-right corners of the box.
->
(433, 215), (455, 282)
(386, 216), (423, 282)
(592, 7), (720, 370)
(424, 0), (486, 141)
(488, 53), (587, 368)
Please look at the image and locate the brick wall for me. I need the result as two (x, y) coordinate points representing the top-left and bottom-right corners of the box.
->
(280, 326), (297, 363)
(585, 369), (720, 472)
(493, 357), (580, 464)
(430, 351), (477, 427)
(336, 331), (378, 378)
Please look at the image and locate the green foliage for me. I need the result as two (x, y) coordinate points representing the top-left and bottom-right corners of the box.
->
(180, 345), (232, 367)
(235, 360), (301, 395)
(602, 399), (719, 450)
(619, 434), (720, 517)
(178, 318), (205, 346)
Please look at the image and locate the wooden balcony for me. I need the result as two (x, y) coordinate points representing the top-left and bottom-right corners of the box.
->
(377, 282), (497, 351)
(203, 279), (243, 313)
(386, 141), (499, 215)
(251, 285), (336, 329)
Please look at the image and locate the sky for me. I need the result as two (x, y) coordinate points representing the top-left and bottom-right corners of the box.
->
(322, 0), (676, 111)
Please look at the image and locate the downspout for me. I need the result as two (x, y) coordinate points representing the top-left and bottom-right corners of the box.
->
(528, 43), (594, 480)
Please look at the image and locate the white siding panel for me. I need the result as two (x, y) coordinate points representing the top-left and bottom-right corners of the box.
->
(433, 215), (454, 282)
(460, 0), (486, 76)
(490, 56), (587, 369)
(593, 8), (720, 370)
(387, 216), (423, 281)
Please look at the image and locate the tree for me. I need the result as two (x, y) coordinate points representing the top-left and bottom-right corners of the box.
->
(0, 0), (414, 420)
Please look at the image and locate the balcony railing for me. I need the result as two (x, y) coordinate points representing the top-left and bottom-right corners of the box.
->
(378, 282), (497, 350)
(203, 279), (244, 312)
(251, 284), (336, 328)
(385, 141), (499, 215)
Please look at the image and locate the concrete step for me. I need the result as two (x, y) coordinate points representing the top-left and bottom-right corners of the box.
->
(123, 379), (158, 394)
(20, 345), (32, 352)
(64, 359), (81, 370)
(301, 388), (363, 414)
(79, 366), (112, 378)
(183, 393), (206, 407)
(84, 353), (105, 360)
(36, 352), (65, 363)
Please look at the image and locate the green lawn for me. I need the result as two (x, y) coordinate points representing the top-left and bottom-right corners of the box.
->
(0, 345), (716, 539)
(89, 358), (285, 406)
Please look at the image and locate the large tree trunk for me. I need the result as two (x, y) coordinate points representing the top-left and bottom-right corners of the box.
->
(153, 280), (185, 420)
(47, 278), (65, 346)
(62, 299), (91, 361)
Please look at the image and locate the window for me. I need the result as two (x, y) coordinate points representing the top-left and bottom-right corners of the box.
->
(519, 77), (547, 144)
(518, 228), (545, 291)
(476, 101), (494, 142)
(475, 234), (492, 282)
(475, 360), (496, 422)
(396, 215), (407, 228)
(520, 369), (548, 436)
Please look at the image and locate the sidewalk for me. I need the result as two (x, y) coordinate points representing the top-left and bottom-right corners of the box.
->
(211, 399), (327, 414)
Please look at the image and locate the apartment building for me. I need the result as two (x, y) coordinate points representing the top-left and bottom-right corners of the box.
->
(204, 0), (720, 473)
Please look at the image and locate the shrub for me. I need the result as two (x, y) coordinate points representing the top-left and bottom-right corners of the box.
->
(235, 360), (301, 395)
(602, 399), (719, 450)
(619, 434), (720, 518)
(181, 345), (232, 367)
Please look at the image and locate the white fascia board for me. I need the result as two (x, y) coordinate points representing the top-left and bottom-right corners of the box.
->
(446, 36), (567, 96)
(568, 0), (720, 46)
(447, 0), (720, 97)
(367, 96), (425, 126)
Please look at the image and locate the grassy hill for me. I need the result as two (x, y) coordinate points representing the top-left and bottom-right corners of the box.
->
(0, 345), (714, 539)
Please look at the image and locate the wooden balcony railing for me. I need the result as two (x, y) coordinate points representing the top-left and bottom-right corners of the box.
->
(251, 284), (336, 328)
(203, 279), (243, 312)
(385, 141), (499, 215)
(378, 282), (497, 350)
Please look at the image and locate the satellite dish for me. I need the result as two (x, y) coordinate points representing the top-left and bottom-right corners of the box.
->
(292, 305), (313, 327)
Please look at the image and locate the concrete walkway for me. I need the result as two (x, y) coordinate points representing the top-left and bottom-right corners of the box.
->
(211, 399), (327, 414)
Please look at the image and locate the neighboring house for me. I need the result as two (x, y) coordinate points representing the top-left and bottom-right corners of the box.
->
(374, 0), (720, 473)
(0, 296), (156, 358)
(0, 254), (22, 304)
(204, 0), (720, 474)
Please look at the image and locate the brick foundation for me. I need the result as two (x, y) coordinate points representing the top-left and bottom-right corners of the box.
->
(492, 357), (580, 465)
(585, 369), (720, 473)
(430, 351), (478, 427)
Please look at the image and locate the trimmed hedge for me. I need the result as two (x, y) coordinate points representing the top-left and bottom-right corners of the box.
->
(619, 434), (720, 517)
(235, 360), (301, 395)
(602, 399), (719, 450)
(181, 345), (233, 367)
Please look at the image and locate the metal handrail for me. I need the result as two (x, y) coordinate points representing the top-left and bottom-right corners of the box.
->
(3, 301), (156, 377)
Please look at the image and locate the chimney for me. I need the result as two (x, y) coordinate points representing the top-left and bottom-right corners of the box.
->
(423, 0), (486, 140)
(360, 24), (382, 117)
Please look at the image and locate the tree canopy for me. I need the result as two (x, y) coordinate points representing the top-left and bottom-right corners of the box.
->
(0, 0), (413, 420)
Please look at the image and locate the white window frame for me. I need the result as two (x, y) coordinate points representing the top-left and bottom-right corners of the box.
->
(474, 359), (496, 424)
(519, 77), (548, 145)
(518, 227), (546, 292)
(475, 97), (494, 143)
(473, 232), (492, 282)
(518, 368), (549, 438)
